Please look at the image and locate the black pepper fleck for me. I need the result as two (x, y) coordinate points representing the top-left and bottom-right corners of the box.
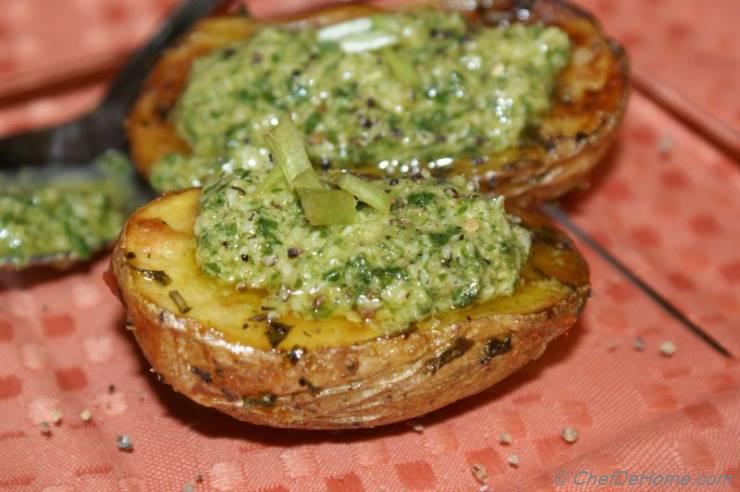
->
(266, 321), (292, 348)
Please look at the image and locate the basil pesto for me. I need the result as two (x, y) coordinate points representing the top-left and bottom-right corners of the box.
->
(195, 168), (530, 331)
(0, 151), (139, 267)
(151, 10), (571, 192)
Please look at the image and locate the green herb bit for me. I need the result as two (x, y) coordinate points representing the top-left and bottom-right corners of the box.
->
(407, 191), (436, 207)
(429, 226), (461, 247)
(297, 188), (357, 226)
(452, 283), (480, 309)
(132, 267), (172, 286)
(168, 290), (191, 314)
(337, 173), (390, 214)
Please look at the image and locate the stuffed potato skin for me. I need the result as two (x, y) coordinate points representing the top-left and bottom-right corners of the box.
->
(127, 0), (629, 204)
(111, 189), (589, 428)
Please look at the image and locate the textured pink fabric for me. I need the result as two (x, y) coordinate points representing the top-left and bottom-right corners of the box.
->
(577, 0), (740, 141)
(1, 1), (739, 490)
(1, 241), (738, 490)
(563, 92), (740, 356)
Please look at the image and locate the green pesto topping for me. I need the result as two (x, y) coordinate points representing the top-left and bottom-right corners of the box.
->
(151, 10), (571, 192)
(194, 167), (531, 332)
(0, 151), (139, 267)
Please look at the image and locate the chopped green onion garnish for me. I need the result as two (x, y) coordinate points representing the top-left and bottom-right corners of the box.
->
(340, 32), (398, 53)
(264, 117), (314, 188)
(263, 117), (358, 225)
(381, 49), (419, 87)
(292, 169), (324, 190)
(317, 17), (372, 42)
(256, 166), (286, 194)
(337, 173), (390, 214)
(297, 188), (357, 226)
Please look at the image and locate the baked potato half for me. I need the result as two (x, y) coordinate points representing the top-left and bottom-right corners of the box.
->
(127, 0), (628, 203)
(111, 188), (589, 428)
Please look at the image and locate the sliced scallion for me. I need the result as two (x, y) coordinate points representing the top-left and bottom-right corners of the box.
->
(263, 117), (314, 188)
(317, 17), (372, 42)
(297, 188), (357, 225)
(256, 166), (286, 194)
(340, 32), (398, 53)
(292, 169), (324, 190)
(336, 173), (390, 214)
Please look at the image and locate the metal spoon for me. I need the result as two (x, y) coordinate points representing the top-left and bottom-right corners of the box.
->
(0, 0), (224, 270)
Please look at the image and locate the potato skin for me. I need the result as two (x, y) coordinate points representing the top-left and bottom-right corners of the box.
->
(112, 191), (589, 429)
(127, 0), (629, 204)
(121, 283), (584, 428)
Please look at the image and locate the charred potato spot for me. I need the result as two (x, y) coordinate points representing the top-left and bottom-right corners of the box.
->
(127, 0), (628, 204)
(345, 359), (359, 375)
(298, 378), (321, 395)
(425, 337), (474, 375)
(480, 335), (513, 364)
(190, 366), (212, 384)
(112, 188), (589, 428)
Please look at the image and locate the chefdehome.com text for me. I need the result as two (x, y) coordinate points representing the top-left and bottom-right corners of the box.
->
(552, 468), (733, 488)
